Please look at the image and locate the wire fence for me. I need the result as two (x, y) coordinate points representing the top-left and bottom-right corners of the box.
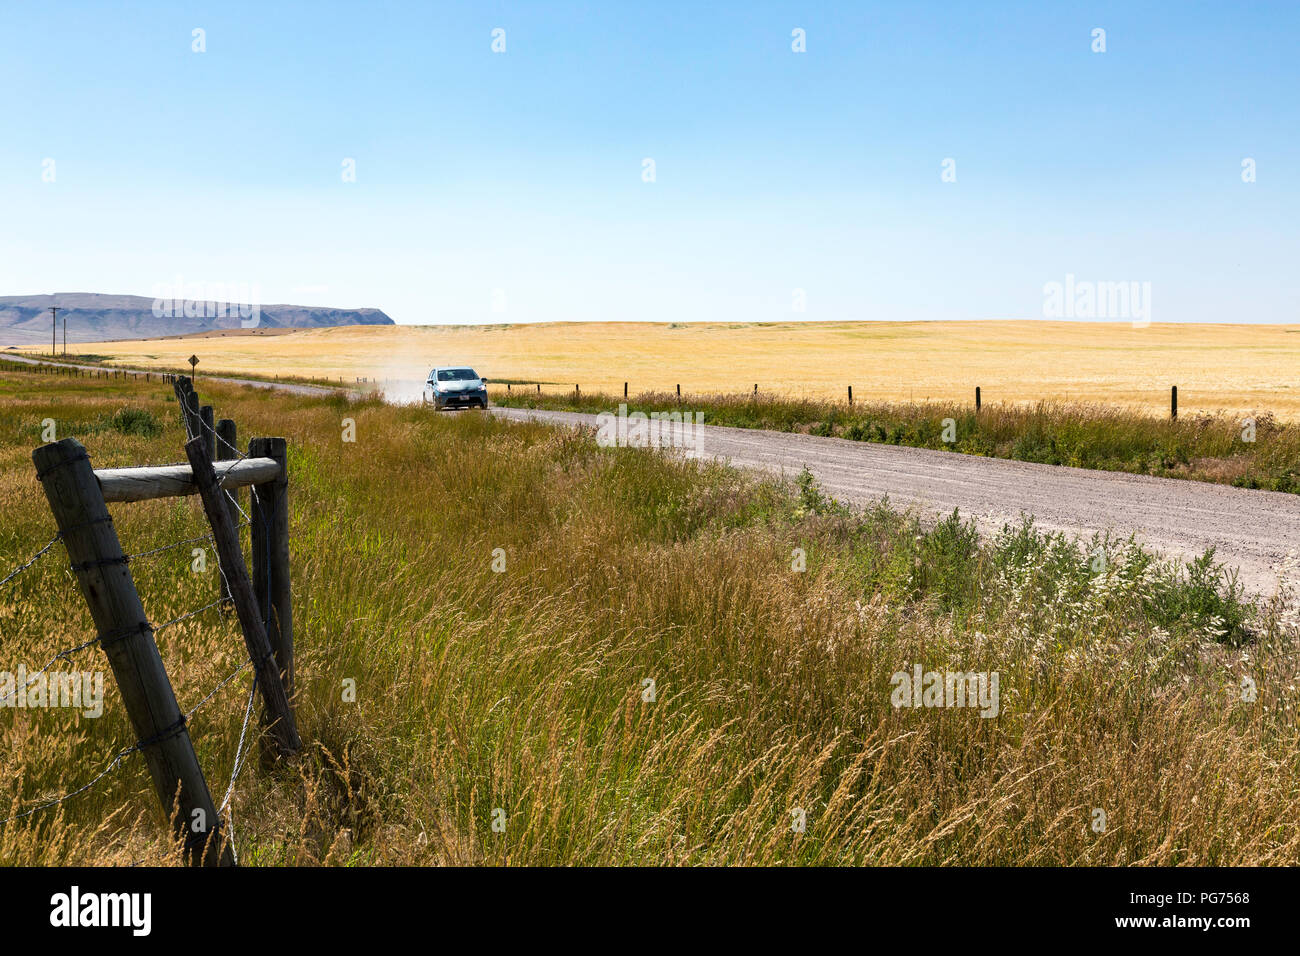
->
(0, 439), (264, 852)
(0, 531), (62, 591)
(0, 373), (293, 866)
(0, 517), (249, 707)
(0, 655), (254, 828)
(0, 526), (261, 851)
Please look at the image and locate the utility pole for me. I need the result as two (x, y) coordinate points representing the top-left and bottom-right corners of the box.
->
(49, 306), (61, 357)
(62, 314), (67, 355)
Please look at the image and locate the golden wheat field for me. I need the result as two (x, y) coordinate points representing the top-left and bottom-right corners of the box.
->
(61, 321), (1300, 420)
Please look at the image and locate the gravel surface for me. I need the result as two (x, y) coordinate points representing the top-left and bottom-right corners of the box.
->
(492, 406), (1300, 600)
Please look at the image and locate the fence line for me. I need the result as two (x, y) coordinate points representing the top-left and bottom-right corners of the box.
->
(4, 372), (298, 866)
(497, 381), (1187, 419)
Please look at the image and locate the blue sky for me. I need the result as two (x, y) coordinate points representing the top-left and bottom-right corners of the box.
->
(2, 1), (1296, 324)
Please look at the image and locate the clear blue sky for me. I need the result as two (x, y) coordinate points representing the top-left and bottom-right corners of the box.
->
(2, 1), (1296, 324)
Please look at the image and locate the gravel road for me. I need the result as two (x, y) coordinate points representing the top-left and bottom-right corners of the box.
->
(7, 354), (1293, 598)
(492, 406), (1299, 600)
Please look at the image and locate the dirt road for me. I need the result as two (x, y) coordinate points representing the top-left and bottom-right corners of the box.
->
(492, 406), (1299, 599)
(7, 354), (1294, 597)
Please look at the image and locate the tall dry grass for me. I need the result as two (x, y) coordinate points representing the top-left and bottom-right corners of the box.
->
(0, 366), (1297, 865)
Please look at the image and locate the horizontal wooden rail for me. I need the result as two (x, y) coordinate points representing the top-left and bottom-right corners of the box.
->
(95, 457), (281, 503)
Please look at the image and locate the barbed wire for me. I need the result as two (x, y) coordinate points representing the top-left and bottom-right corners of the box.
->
(0, 745), (135, 825)
(218, 676), (258, 868)
(220, 674), (258, 814)
(0, 636), (100, 706)
(0, 399), (281, 836)
(0, 507), (251, 708)
(0, 592), (234, 708)
(184, 659), (252, 721)
(217, 672), (260, 865)
(0, 651), (255, 827)
(126, 530), (214, 562)
(158, 598), (229, 634)
(0, 531), (63, 591)
(1, 515), (244, 606)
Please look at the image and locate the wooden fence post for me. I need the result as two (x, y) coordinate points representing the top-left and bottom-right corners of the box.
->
(185, 436), (300, 757)
(216, 418), (238, 604)
(182, 389), (200, 438)
(975, 386), (982, 411)
(249, 437), (293, 699)
(847, 385), (853, 406)
(32, 438), (232, 866)
(200, 405), (216, 461)
(624, 382), (628, 398)
(172, 379), (187, 428)
(1171, 385), (1178, 420)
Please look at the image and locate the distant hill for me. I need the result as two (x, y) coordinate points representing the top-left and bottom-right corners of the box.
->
(0, 293), (394, 346)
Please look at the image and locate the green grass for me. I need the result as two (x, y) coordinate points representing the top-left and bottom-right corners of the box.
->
(493, 389), (1300, 493)
(1, 365), (1297, 866)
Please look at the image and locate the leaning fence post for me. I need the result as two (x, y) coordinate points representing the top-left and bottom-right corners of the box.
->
(216, 418), (238, 605)
(32, 438), (232, 867)
(249, 437), (293, 699)
(185, 436), (300, 757)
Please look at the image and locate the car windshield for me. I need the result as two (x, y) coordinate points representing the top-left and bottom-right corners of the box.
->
(434, 368), (479, 382)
